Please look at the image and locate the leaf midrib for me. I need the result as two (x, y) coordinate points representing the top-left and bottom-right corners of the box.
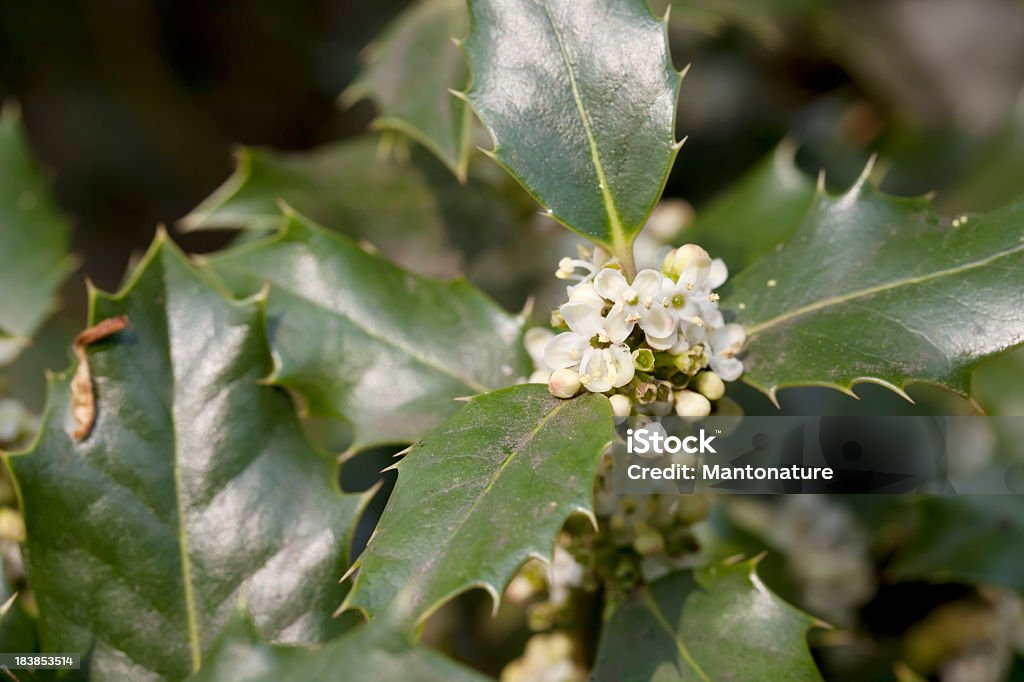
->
(538, 0), (627, 250)
(640, 587), (710, 681)
(162, 274), (203, 673)
(391, 396), (569, 621)
(745, 241), (1024, 337)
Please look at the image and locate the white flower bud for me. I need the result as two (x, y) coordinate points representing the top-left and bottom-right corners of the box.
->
(662, 243), (710, 282)
(548, 368), (582, 399)
(674, 389), (711, 420)
(692, 371), (725, 401)
(608, 394), (632, 418)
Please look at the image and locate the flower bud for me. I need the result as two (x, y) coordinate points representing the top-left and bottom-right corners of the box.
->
(692, 371), (725, 401)
(548, 368), (582, 399)
(673, 346), (705, 376)
(662, 243), (710, 282)
(608, 394), (632, 418)
(674, 389), (711, 420)
(631, 348), (655, 372)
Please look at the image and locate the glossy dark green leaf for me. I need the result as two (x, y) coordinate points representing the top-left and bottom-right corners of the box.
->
(180, 137), (521, 279)
(205, 211), (529, 450)
(890, 497), (1024, 593)
(8, 236), (366, 681)
(683, 142), (816, 272)
(343, 0), (473, 180)
(726, 179), (1024, 404)
(592, 560), (824, 681)
(343, 384), (613, 623)
(189, 610), (487, 682)
(463, 0), (683, 259)
(0, 106), (75, 365)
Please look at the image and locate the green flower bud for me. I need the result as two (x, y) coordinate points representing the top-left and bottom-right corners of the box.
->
(692, 371), (725, 401)
(631, 348), (655, 372)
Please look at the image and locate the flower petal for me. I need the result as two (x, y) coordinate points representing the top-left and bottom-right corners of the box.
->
(594, 267), (629, 301)
(545, 332), (587, 369)
(707, 258), (728, 289)
(639, 304), (676, 339)
(710, 356), (743, 381)
(567, 282), (605, 309)
(646, 329), (678, 351)
(561, 302), (602, 336)
(580, 348), (612, 393)
(607, 345), (635, 387)
(604, 307), (635, 344)
(710, 323), (746, 355)
(632, 269), (665, 299)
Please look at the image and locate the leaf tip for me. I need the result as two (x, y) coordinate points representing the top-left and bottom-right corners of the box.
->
(852, 153), (879, 193)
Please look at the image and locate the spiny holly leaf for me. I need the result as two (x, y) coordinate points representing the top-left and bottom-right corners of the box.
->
(0, 105), (75, 365)
(343, 0), (473, 180)
(180, 137), (522, 279)
(683, 141), (816, 272)
(8, 235), (367, 681)
(205, 211), (529, 451)
(343, 384), (613, 623)
(726, 178), (1024, 404)
(189, 610), (488, 682)
(462, 0), (683, 259)
(889, 497), (1024, 593)
(592, 560), (825, 681)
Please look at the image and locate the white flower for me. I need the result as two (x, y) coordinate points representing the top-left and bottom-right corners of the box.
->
(593, 268), (675, 344)
(578, 344), (634, 392)
(707, 323), (745, 381)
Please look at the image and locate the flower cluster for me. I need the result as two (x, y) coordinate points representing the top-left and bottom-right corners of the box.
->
(526, 243), (745, 417)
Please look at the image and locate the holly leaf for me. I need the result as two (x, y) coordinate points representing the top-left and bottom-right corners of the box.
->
(180, 137), (522, 279)
(342, 384), (613, 623)
(7, 235), (366, 681)
(683, 142), (816, 272)
(726, 178), (1024, 404)
(592, 559), (825, 681)
(889, 497), (1024, 593)
(462, 0), (683, 257)
(0, 105), (75, 365)
(205, 211), (529, 451)
(343, 0), (473, 180)
(189, 610), (488, 682)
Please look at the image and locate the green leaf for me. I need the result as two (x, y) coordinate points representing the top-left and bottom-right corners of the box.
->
(889, 497), (1024, 593)
(343, 384), (613, 623)
(726, 178), (1024, 404)
(205, 211), (530, 450)
(0, 105), (75, 365)
(343, 0), (473, 180)
(463, 0), (683, 259)
(8, 235), (366, 681)
(180, 137), (522, 279)
(189, 610), (488, 682)
(592, 560), (824, 681)
(683, 142), (816, 272)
